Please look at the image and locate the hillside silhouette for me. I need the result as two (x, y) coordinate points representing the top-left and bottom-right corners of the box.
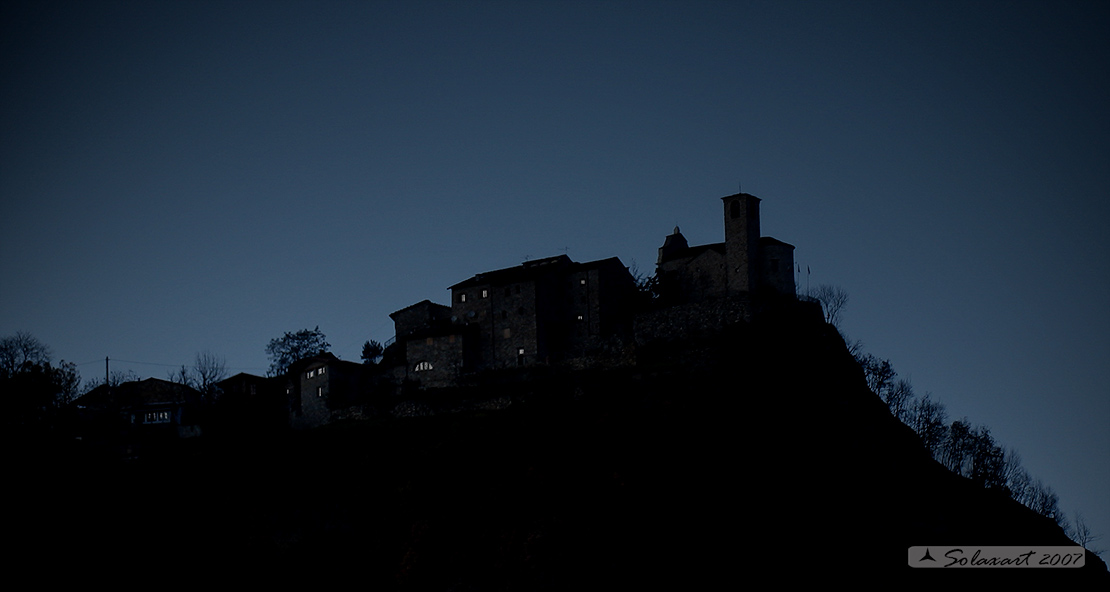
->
(13, 304), (1107, 587)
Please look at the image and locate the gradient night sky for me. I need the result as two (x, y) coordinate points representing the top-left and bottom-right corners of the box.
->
(3, 1), (1107, 545)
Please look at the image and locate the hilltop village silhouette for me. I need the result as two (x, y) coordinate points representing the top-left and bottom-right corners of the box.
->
(78, 192), (811, 433)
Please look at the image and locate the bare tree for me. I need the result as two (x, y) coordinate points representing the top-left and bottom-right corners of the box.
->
(909, 393), (948, 458)
(1027, 479), (1066, 527)
(167, 351), (227, 401)
(883, 378), (915, 423)
(967, 425), (1006, 490)
(808, 284), (849, 327)
(0, 334), (82, 429)
(1071, 513), (1104, 557)
(941, 418), (974, 476)
(1001, 447), (1031, 502)
(192, 350), (227, 400)
(859, 354), (896, 397)
(843, 334), (865, 361)
(0, 331), (52, 377)
(1007, 465), (1035, 507)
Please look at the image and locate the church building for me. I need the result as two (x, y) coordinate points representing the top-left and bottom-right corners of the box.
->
(656, 193), (795, 304)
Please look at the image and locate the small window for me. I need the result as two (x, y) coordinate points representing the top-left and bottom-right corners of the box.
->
(517, 348), (525, 356)
(579, 278), (586, 286)
(481, 289), (488, 298)
(459, 293), (467, 303)
(414, 361), (433, 372)
(307, 369), (315, 378)
(577, 315), (584, 321)
(503, 328), (511, 338)
(316, 386), (323, 397)
(144, 411), (170, 424)
(318, 366), (325, 375)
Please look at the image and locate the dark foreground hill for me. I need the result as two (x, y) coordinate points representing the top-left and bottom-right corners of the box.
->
(12, 307), (1107, 587)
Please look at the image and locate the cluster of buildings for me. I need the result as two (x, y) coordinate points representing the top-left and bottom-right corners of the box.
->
(76, 193), (799, 435)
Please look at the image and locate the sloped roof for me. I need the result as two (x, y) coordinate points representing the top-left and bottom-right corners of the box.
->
(287, 352), (363, 374)
(389, 299), (451, 320)
(659, 241), (725, 264)
(76, 377), (202, 410)
(448, 254), (576, 290)
(758, 236), (794, 248)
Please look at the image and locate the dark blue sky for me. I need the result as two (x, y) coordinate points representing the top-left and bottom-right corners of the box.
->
(3, 1), (1107, 544)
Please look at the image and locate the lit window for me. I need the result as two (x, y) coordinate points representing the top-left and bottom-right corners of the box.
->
(318, 366), (325, 375)
(316, 386), (323, 397)
(145, 410), (171, 424)
(481, 289), (488, 298)
(459, 293), (467, 303)
(517, 348), (525, 355)
(577, 315), (584, 321)
(580, 278), (586, 285)
(414, 361), (433, 372)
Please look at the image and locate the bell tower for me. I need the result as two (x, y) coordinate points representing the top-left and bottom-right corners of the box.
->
(722, 193), (760, 294)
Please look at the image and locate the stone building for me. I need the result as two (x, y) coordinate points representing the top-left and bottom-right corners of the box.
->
(633, 193), (798, 345)
(385, 192), (794, 388)
(388, 255), (636, 387)
(388, 300), (465, 389)
(284, 353), (365, 430)
(656, 192), (795, 304)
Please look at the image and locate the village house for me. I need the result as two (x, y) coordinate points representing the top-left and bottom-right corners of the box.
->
(284, 353), (366, 430)
(75, 377), (205, 439)
(214, 372), (287, 433)
(388, 255), (637, 388)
